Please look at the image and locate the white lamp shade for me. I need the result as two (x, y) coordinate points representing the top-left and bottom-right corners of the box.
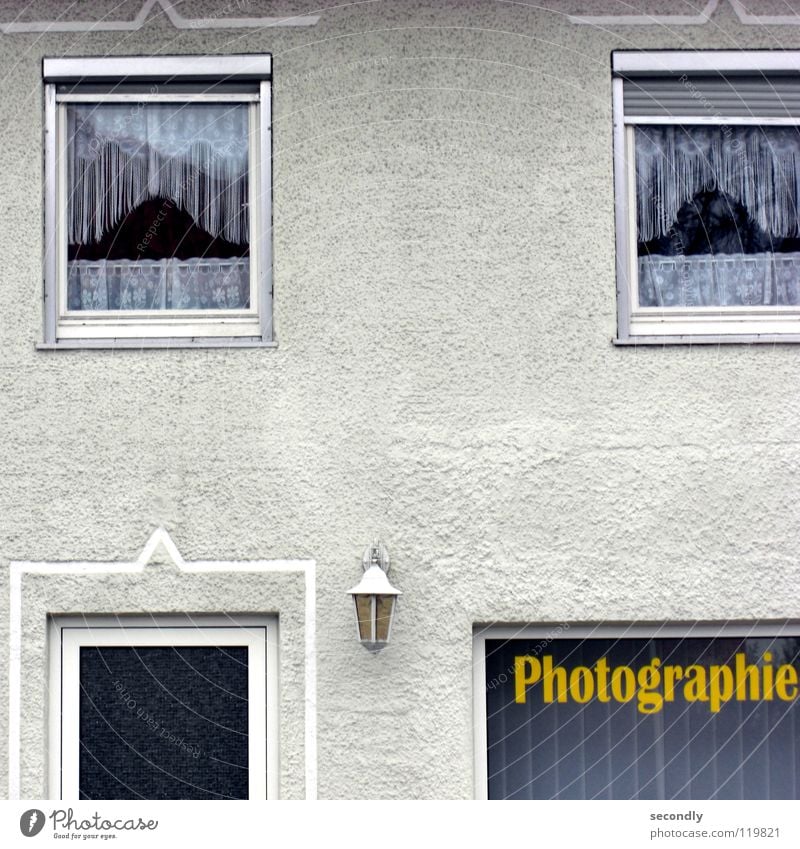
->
(348, 565), (401, 649)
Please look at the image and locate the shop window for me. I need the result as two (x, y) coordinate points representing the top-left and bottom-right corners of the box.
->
(49, 615), (275, 800)
(41, 56), (272, 348)
(476, 625), (800, 799)
(613, 51), (800, 343)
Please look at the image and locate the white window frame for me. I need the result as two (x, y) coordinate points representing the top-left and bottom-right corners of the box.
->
(613, 50), (800, 345)
(41, 55), (274, 349)
(48, 613), (279, 800)
(472, 620), (800, 799)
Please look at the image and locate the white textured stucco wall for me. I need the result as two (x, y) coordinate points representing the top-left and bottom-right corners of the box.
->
(1, 0), (800, 799)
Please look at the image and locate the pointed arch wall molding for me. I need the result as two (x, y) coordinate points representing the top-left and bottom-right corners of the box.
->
(4, 1), (800, 34)
(569, 0), (800, 26)
(0, 0), (318, 34)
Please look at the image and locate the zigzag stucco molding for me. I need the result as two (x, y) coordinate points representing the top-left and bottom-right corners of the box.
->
(570, 0), (800, 27)
(569, 0), (719, 26)
(727, 0), (800, 25)
(0, 0), (319, 34)
(5, 0), (800, 33)
(8, 527), (317, 800)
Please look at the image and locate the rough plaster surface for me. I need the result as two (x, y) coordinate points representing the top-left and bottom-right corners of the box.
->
(1, 0), (799, 800)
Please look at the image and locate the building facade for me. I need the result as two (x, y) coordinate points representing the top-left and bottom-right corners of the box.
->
(1, 0), (799, 800)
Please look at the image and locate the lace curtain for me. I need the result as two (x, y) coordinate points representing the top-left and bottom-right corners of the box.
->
(639, 252), (800, 307)
(67, 258), (250, 310)
(635, 125), (800, 242)
(67, 102), (249, 245)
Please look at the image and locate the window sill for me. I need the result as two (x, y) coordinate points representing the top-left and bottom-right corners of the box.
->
(614, 334), (800, 346)
(36, 337), (278, 351)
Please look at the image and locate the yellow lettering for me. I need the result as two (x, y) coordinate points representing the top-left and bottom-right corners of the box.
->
(514, 656), (541, 704)
(596, 658), (610, 702)
(683, 665), (709, 702)
(610, 666), (635, 702)
(775, 665), (798, 701)
(637, 659), (663, 714)
(735, 653), (760, 700)
(708, 665), (734, 712)
(569, 667), (594, 703)
(542, 656), (568, 703)
(763, 653), (774, 701)
(663, 665), (683, 701)
(514, 652), (790, 713)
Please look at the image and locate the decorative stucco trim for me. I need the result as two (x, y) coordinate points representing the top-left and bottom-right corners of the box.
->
(569, 0), (720, 26)
(8, 527), (317, 801)
(0, 0), (319, 34)
(727, 0), (800, 26)
(570, 0), (800, 27)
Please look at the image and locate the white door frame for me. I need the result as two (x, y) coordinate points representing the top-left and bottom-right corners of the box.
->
(49, 613), (277, 800)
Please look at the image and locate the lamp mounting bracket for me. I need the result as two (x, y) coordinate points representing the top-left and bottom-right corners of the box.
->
(361, 540), (390, 573)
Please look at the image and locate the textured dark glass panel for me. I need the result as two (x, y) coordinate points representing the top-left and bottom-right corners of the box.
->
(79, 646), (249, 800)
(486, 637), (800, 800)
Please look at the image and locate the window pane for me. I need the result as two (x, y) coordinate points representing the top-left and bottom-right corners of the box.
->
(66, 102), (250, 311)
(486, 636), (800, 800)
(79, 646), (250, 800)
(375, 596), (394, 642)
(635, 125), (800, 308)
(355, 596), (373, 643)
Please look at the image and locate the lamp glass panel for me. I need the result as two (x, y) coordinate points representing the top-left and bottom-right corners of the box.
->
(354, 595), (374, 642)
(375, 595), (395, 642)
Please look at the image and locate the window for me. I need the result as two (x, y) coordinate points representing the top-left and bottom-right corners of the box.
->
(475, 624), (800, 800)
(613, 51), (800, 343)
(48, 615), (277, 799)
(42, 56), (272, 348)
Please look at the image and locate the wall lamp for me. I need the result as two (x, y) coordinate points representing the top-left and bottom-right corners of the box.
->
(348, 541), (401, 651)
